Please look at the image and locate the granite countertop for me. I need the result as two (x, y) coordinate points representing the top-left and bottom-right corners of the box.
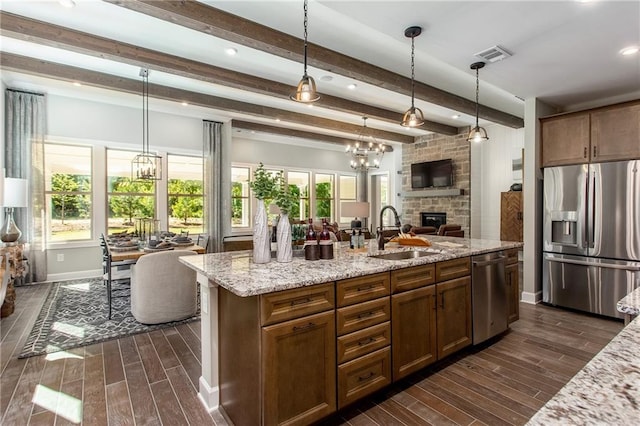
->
(179, 235), (522, 297)
(526, 314), (640, 425)
(617, 287), (640, 317)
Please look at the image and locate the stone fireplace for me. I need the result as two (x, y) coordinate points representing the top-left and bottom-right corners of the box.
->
(421, 212), (446, 229)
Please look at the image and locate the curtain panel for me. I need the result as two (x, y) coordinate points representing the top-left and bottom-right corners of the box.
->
(203, 121), (226, 253)
(5, 89), (47, 283)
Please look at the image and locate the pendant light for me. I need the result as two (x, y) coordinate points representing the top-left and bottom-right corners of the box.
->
(467, 61), (489, 143)
(345, 117), (386, 172)
(132, 68), (162, 180)
(290, 0), (320, 103)
(401, 26), (425, 128)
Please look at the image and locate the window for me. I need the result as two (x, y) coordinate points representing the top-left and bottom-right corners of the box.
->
(44, 143), (92, 242)
(338, 175), (357, 224)
(167, 154), (204, 235)
(288, 171), (309, 221)
(315, 174), (334, 221)
(231, 166), (251, 228)
(107, 149), (155, 234)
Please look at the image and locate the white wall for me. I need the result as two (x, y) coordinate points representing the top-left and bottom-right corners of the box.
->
(470, 124), (525, 240)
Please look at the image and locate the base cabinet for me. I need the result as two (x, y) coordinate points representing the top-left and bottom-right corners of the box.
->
(505, 249), (520, 323)
(262, 311), (336, 426)
(436, 277), (472, 359)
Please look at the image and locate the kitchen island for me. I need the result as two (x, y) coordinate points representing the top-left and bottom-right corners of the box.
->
(180, 236), (522, 424)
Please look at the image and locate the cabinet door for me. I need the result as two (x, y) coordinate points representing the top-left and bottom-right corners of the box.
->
(391, 286), (437, 380)
(506, 263), (520, 324)
(591, 102), (640, 162)
(436, 277), (472, 359)
(500, 192), (523, 242)
(262, 311), (336, 426)
(541, 113), (590, 167)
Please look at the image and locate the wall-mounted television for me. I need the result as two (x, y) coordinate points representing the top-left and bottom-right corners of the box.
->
(411, 159), (454, 189)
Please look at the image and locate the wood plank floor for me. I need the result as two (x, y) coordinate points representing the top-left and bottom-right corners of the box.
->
(1, 282), (623, 425)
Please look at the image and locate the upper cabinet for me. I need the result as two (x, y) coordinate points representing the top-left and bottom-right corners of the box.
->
(541, 100), (640, 167)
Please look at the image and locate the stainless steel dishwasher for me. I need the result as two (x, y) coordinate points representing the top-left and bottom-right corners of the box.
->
(472, 252), (509, 344)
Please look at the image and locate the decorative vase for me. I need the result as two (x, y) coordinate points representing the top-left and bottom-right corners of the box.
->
(276, 213), (292, 263)
(253, 199), (271, 263)
(0, 208), (22, 243)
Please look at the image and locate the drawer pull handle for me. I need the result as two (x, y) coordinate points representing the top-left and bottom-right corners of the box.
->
(290, 297), (312, 306)
(357, 311), (375, 319)
(357, 337), (376, 346)
(358, 372), (375, 382)
(357, 285), (374, 292)
(292, 322), (315, 332)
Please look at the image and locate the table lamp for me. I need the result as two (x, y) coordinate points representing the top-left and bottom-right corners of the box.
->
(1, 178), (28, 243)
(341, 201), (370, 229)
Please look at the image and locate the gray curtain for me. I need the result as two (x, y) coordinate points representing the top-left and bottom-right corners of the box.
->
(5, 89), (47, 283)
(203, 121), (225, 253)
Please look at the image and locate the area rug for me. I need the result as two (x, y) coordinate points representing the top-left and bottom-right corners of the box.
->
(19, 277), (199, 358)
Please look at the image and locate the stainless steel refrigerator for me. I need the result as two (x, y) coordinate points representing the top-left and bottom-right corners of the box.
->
(543, 160), (640, 319)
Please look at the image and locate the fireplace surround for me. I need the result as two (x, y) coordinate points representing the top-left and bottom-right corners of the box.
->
(421, 212), (446, 229)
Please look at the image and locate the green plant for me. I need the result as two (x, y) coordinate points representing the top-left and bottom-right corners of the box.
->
(274, 171), (299, 215)
(249, 163), (277, 201)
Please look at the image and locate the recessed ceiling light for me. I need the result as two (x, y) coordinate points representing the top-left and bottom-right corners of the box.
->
(225, 47), (238, 56)
(320, 75), (333, 82)
(181, 101), (189, 106)
(251, 130), (256, 134)
(307, 104), (313, 108)
(275, 118), (281, 122)
(451, 114), (460, 119)
(59, 0), (75, 8)
(347, 83), (357, 90)
(620, 46), (639, 56)
(72, 81), (82, 87)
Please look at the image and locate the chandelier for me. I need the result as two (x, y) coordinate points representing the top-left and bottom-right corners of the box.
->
(132, 68), (162, 180)
(346, 117), (386, 171)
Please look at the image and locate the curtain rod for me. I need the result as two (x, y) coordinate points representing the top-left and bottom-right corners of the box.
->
(6, 88), (45, 96)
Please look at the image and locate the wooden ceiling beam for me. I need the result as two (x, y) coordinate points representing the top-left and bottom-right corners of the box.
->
(231, 120), (394, 152)
(0, 11), (457, 136)
(0, 52), (414, 144)
(106, 0), (524, 129)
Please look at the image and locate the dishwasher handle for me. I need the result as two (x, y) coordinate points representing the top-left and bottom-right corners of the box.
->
(472, 255), (507, 267)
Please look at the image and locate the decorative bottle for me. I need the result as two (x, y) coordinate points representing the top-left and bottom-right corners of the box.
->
(319, 219), (333, 259)
(304, 218), (319, 261)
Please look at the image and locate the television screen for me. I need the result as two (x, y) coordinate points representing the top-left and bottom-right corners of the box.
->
(411, 159), (453, 189)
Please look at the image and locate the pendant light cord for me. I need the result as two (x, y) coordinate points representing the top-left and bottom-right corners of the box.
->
(410, 35), (416, 109)
(142, 69), (149, 155)
(474, 67), (480, 128)
(303, 0), (309, 76)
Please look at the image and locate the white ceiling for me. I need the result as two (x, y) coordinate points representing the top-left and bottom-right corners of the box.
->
(1, 0), (639, 145)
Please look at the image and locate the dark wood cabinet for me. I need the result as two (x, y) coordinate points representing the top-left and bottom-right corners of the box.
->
(501, 191), (523, 242)
(541, 100), (640, 167)
(391, 285), (437, 380)
(505, 248), (520, 324)
(436, 276), (472, 359)
(262, 311), (336, 426)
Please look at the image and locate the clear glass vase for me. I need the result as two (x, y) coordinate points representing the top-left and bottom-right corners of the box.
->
(0, 208), (22, 243)
(276, 213), (292, 263)
(252, 200), (271, 263)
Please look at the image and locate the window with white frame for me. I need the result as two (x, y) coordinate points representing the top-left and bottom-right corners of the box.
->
(315, 173), (334, 221)
(167, 154), (204, 235)
(231, 166), (251, 229)
(44, 143), (93, 242)
(338, 175), (357, 225)
(107, 149), (155, 234)
(287, 171), (310, 222)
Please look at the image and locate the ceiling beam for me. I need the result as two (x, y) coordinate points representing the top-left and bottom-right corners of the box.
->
(0, 11), (457, 136)
(232, 120), (393, 152)
(0, 52), (415, 144)
(105, 0), (524, 129)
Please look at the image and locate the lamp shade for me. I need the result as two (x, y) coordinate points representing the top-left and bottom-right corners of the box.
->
(341, 202), (370, 219)
(3, 178), (28, 208)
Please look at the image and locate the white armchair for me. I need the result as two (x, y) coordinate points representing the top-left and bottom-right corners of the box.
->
(130, 250), (198, 324)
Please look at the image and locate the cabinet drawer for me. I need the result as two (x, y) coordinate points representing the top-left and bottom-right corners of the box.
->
(390, 264), (435, 293)
(337, 297), (390, 336)
(338, 347), (391, 408)
(336, 273), (390, 307)
(337, 322), (390, 364)
(260, 283), (335, 326)
(436, 257), (470, 282)
(504, 248), (519, 265)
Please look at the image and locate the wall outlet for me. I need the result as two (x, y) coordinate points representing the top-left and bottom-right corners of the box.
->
(57, 253), (64, 262)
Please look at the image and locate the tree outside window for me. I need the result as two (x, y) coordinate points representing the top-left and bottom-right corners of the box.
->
(315, 174), (334, 221)
(168, 154), (204, 234)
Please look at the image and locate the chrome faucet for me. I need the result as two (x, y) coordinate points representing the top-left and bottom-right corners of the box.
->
(377, 205), (401, 250)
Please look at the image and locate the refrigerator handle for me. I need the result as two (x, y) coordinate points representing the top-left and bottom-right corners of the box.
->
(589, 170), (596, 248)
(583, 168), (590, 248)
(544, 255), (640, 271)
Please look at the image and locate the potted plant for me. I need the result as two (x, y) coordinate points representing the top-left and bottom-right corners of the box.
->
(274, 171), (299, 262)
(249, 163), (277, 263)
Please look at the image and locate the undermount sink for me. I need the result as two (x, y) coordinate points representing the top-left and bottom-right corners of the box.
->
(369, 250), (439, 261)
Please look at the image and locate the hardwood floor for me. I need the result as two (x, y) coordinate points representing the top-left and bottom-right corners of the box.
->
(1, 283), (623, 425)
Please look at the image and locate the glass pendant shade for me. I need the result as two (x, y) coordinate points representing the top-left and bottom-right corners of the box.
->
(467, 61), (489, 143)
(290, 74), (320, 103)
(401, 106), (425, 128)
(467, 125), (489, 143)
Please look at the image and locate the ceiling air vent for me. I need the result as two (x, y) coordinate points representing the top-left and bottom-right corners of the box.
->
(474, 45), (512, 63)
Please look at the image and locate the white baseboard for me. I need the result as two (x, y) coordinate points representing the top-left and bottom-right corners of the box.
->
(198, 376), (219, 413)
(46, 269), (102, 282)
(521, 290), (541, 305)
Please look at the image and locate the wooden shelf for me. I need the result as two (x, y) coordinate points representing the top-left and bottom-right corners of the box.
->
(401, 188), (463, 198)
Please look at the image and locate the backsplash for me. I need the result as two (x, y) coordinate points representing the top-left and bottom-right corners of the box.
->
(401, 132), (470, 235)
